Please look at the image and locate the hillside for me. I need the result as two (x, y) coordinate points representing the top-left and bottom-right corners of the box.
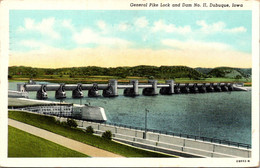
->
(8, 65), (205, 80)
(195, 67), (213, 74)
(234, 68), (251, 77)
(207, 67), (251, 79)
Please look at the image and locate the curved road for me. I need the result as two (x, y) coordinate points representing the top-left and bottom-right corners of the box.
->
(8, 119), (123, 157)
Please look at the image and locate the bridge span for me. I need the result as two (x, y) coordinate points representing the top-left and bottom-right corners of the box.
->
(17, 79), (244, 100)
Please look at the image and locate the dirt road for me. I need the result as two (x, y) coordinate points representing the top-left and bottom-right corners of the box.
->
(8, 119), (123, 157)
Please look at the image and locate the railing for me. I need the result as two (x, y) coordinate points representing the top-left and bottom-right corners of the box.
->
(104, 122), (251, 149)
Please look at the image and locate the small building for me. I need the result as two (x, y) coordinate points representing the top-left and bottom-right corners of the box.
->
(73, 104), (107, 122)
(9, 103), (107, 122)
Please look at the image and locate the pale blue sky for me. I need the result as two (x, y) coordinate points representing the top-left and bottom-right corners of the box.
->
(9, 10), (252, 68)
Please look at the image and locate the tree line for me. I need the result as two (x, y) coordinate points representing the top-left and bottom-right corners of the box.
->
(8, 65), (206, 79)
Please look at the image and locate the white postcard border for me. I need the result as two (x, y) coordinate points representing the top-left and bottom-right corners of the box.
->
(0, 0), (259, 167)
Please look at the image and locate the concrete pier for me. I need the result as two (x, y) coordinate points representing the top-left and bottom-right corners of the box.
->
(124, 80), (139, 97)
(72, 84), (83, 98)
(214, 83), (222, 92)
(198, 83), (207, 93)
(180, 83), (190, 93)
(160, 80), (174, 95)
(221, 84), (229, 91)
(174, 83), (181, 94)
(102, 79), (118, 97)
(206, 83), (214, 92)
(143, 80), (158, 96)
(55, 83), (66, 99)
(36, 84), (48, 100)
(190, 83), (199, 93)
(88, 83), (100, 97)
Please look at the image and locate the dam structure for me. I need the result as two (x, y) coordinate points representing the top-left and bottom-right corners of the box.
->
(16, 79), (246, 100)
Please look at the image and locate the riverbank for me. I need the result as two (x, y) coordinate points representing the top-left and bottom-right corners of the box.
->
(9, 77), (252, 85)
(8, 110), (174, 157)
(9, 119), (120, 157)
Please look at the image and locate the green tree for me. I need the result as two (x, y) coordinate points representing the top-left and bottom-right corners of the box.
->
(102, 130), (112, 140)
(235, 75), (242, 79)
(86, 126), (94, 134)
(66, 119), (78, 128)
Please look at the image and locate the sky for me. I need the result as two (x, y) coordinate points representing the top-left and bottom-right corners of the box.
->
(9, 10), (252, 68)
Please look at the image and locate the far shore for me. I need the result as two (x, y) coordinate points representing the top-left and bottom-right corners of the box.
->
(8, 77), (252, 86)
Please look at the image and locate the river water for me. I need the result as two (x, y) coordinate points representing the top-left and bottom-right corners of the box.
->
(9, 81), (251, 145)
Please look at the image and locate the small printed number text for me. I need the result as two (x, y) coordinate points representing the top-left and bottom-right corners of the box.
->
(236, 160), (250, 163)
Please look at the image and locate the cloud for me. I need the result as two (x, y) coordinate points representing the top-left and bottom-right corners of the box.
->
(97, 20), (106, 30)
(96, 20), (108, 34)
(117, 22), (130, 31)
(196, 20), (225, 33)
(161, 39), (232, 51)
(134, 17), (149, 28)
(17, 40), (58, 54)
(73, 28), (99, 44)
(19, 40), (47, 49)
(73, 28), (132, 47)
(224, 26), (247, 33)
(17, 17), (60, 39)
(61, 19), (75, 31)
(196, 20), (247, 34)
(152, 20), (191, 34)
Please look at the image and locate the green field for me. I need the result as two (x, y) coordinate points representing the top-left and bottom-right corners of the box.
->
(8, 126), (88, 157)
(8, 110), (175, 157)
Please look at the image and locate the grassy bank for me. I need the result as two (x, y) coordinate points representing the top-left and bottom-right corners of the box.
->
(8, 126), (88, 157)
(8, 110), (174, 157)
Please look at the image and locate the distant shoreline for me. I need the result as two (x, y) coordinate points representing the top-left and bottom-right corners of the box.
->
(9, 78), (252, 86)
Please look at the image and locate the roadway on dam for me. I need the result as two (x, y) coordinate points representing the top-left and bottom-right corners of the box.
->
(8, 119), (123, 157)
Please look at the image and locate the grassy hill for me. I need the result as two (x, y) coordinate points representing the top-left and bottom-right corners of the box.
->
(195, 67), (213, 74)
(234, 68), (251, 77)
(207, 67), (250, 79)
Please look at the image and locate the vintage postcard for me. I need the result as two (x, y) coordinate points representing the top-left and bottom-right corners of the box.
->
(0, 0), (259, 167)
